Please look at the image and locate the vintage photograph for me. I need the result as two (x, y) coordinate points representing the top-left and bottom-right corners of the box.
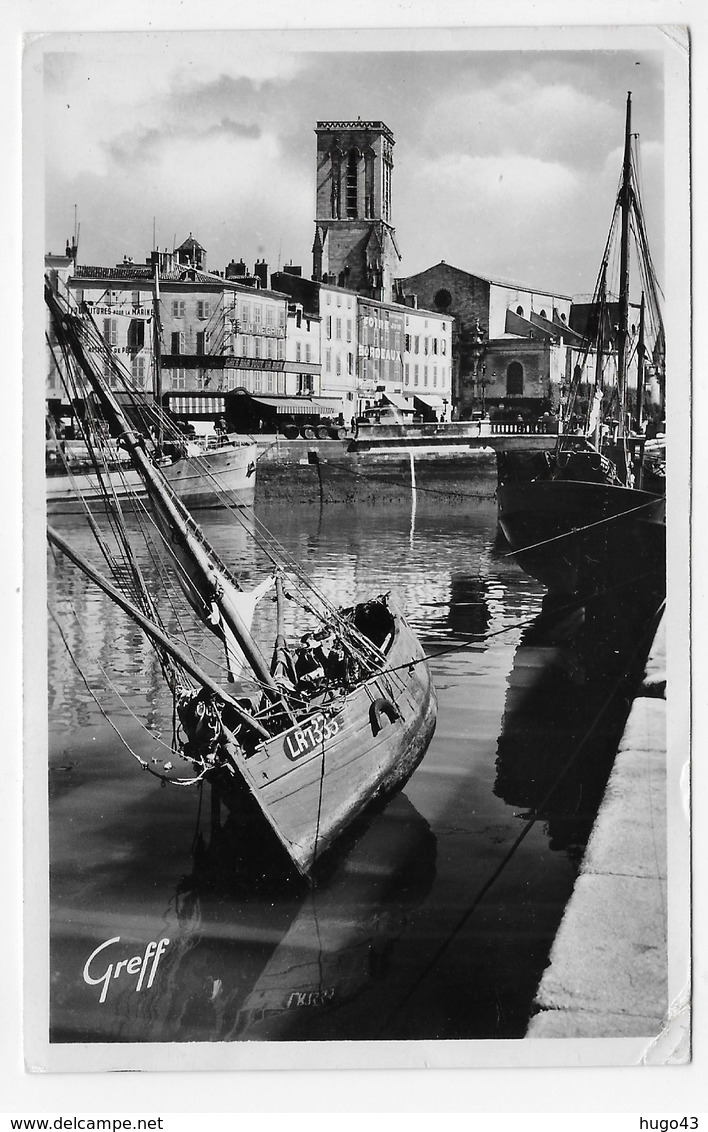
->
(23, 23), (690, 1073)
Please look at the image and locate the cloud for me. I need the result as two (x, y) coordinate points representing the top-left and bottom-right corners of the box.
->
(396, 150), (580, 287)
(107, 117), (262, 169)
(415, 77), (617, 169)
(41, 38), (666, 297)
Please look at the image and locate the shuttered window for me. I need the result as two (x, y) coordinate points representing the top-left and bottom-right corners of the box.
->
(127, 319), (145, 351)
(131, 356), (146, 386)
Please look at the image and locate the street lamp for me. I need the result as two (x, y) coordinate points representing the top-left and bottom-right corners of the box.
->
(478, 367), (491, 416)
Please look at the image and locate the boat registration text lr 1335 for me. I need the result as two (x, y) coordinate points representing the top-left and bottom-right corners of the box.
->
(283, 713), (340, 762)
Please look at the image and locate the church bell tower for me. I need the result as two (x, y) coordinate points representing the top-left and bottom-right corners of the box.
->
(312, 120), (401, 302)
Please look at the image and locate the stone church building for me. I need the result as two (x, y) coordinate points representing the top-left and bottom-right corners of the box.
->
(395, 261), (585, 421)
(312, 120), (402, 303)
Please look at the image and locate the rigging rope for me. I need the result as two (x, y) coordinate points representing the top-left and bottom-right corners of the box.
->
(48, 605), (208, 786)
(500, 492), (663, 559)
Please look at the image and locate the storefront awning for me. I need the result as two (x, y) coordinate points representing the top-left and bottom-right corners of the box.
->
(168, 396), (226, 415)
(312, 397), (343, 414)
(250, 396), (318, 416)
(382, 393), (415, 411)
(414, 394), (446, 408)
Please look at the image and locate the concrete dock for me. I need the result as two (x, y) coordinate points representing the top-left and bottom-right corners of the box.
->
(253, 435), (499, 506)
(526, 612), (670, 1041)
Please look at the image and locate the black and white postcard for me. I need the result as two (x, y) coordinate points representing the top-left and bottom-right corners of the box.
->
(10, 9), (697, 1109)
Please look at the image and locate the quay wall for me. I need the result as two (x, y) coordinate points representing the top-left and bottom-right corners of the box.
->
(253, 436), (499, 507)
(526, 612), (671, 1043)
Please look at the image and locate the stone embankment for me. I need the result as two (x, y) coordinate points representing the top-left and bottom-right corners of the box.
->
(253, 435), (498, 507)
(526, 613), (669, 1040)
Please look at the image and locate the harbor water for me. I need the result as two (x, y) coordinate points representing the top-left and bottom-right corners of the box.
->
(47, 492), (659, 1044)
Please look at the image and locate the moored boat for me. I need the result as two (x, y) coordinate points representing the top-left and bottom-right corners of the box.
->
(45, 279), (437, 880)
(46, 433), (256, 514)
(497, 93), (666, 604)
(497, 475), (665, 600)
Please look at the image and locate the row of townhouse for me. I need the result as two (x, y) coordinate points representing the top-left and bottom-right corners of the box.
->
(272, 270), (453, 426)
(46, 241), (453, 434)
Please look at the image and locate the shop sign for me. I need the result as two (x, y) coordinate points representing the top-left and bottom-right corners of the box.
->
(222, 356), (285, 371)
(358, 344), (402, 362)
(90, 306), (152, 318)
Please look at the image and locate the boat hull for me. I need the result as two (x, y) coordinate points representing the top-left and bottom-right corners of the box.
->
(46, 441), (257, 514)
(227, 601), (437, 877)
(497, 478), (666, 601)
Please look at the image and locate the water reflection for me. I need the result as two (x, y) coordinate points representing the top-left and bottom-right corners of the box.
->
(214, 792), (436, 1042)
(47, 499), (655, 1044)
(494, 592), (661, 860)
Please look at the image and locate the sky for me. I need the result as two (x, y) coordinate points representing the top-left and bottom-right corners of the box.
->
(39, 27), (673, 300)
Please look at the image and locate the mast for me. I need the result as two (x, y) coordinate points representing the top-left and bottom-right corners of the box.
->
(152, 260), (164, 447)
(635, 291), (645, 433)
(47, 526), (271, 740)
(592, 259), (608, 449)
(617, 91), (632, 443)
(45, 281), (281, 699)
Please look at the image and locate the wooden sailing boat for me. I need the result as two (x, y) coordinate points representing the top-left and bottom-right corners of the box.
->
(45, 281), (437, 880)
(497, 93), (666, 602)
(46, 272), (257, 514)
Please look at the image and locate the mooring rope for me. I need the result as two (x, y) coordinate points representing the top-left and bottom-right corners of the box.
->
(501, 492), (664, 559)
(376, 596), (666, 1037)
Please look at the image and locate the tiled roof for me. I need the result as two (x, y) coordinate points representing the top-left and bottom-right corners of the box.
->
(75, 265), (155, 279)
(75, 265), (231, 286)
(400, 261), (573, 301)
(177, 236), (205, 251)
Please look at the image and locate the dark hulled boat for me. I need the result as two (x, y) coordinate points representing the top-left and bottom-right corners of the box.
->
(497, 93), (666, 603)
(497, 474), (665, 600)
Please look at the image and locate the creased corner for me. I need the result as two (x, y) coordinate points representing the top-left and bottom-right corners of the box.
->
(641, 985), (691, 1065)
(659, 25), (690, 56)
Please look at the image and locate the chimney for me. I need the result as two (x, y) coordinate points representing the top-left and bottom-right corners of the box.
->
(284, 262), (303, 277)
(254, 259), (268, 289)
